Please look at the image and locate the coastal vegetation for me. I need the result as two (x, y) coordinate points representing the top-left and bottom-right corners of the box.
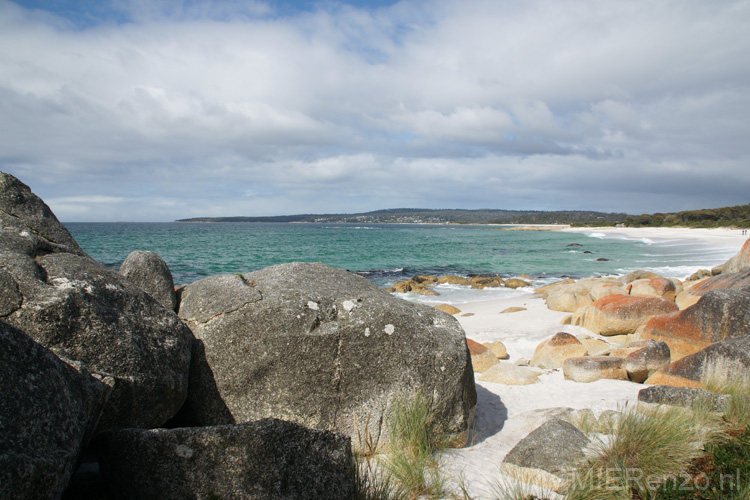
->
(623, 204), (750, 229)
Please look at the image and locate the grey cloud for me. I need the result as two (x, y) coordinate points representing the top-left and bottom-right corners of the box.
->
(1, 0), (749, 221)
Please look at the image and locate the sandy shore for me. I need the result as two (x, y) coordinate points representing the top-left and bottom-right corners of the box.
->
(561, 225), (748, 248)
(439, 293), (643, 498)
(436, 228), (748, 498)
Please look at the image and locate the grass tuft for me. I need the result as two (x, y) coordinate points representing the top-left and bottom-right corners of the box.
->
(353, 388), (453, 500)
(565, 405), (713, 499)
(701, 357), (750, 431)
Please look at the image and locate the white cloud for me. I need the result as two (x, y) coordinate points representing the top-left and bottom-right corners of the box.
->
(1, 0), (749, 221)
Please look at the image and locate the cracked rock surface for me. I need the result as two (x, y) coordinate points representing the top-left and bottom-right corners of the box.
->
(178, 262), (477, 449)
(0, 321), (110, 500)
(0, 172), (193, 431)
(95, 419), (355, 500)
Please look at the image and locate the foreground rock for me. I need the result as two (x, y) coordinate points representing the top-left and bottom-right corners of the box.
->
(569, 294), (678, 336)
(639, 289), (750, 360)
(119, 250), (178, 311)
(646, 335), (750, 389)
(96, 419), (354, 500)
(503, 419), (589, 482)
(638, 385), (732, 413)
(178, 263), (477, 449)
(0, 321), (110, 500)
(0, 172), (193, 430)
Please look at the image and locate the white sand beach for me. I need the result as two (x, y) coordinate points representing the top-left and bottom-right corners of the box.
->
(437, 227), (749, 499)
(561, 225), (748, 248)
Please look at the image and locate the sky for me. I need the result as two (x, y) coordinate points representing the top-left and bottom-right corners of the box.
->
(1, 0), (749, 222)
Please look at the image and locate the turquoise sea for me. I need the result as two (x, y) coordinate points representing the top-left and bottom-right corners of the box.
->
(64, 222), (739, 304)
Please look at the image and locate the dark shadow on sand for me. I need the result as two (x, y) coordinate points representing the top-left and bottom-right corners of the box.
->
(467, 384), (507, 445)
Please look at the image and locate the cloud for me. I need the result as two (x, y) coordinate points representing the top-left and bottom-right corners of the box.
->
(0, 0), (749, 221)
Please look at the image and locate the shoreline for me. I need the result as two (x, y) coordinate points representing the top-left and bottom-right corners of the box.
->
(435, 229), (747, 498)
(561, 225), (747, 248)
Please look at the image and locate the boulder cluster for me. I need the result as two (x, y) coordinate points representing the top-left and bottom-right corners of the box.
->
(497, 242), (750, 490)
(386, 273), (531, 295)
(0, 172), (477, 500)
(528, 242), (750, 386)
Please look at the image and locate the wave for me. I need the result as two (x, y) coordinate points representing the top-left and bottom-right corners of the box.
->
(585, 232), (606, 239)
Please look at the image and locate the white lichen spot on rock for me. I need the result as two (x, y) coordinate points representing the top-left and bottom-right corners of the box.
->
(384, 324), (395, 335)
(307, 301), (319, 311)
(50, 277), (94, 294)
(364, 327), (371, 337)
(174, 444), (194, 459)
(343, 300), (356, 312)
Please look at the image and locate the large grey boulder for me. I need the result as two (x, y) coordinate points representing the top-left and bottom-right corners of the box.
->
(0, 321), (110, 500)
(96, 419), (355, 500)
(0, 172), (84, 254)
(503, 419), (590, 477)
(178, 263), (477, 449)
(119, 250), (177, 311)
(0, 172), (193, 430)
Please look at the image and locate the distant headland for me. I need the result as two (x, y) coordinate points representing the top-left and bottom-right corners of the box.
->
(176, 208), (627, 225)
(176, 205), (750, 228)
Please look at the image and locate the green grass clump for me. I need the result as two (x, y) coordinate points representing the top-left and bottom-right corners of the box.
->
(565, 405), (714, 500)
(700, 357), (750, 431)
(353, 389), (453, 500)
(656, 427), (750, 499)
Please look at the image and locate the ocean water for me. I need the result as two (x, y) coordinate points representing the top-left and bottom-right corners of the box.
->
(64, 222), (739, 305)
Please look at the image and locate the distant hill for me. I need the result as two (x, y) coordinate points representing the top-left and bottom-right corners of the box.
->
(623, 204), (750, 228)
(177, 208), (628, 225)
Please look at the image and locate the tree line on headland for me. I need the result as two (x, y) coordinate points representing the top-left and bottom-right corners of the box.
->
(177, 204), (750, 228)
